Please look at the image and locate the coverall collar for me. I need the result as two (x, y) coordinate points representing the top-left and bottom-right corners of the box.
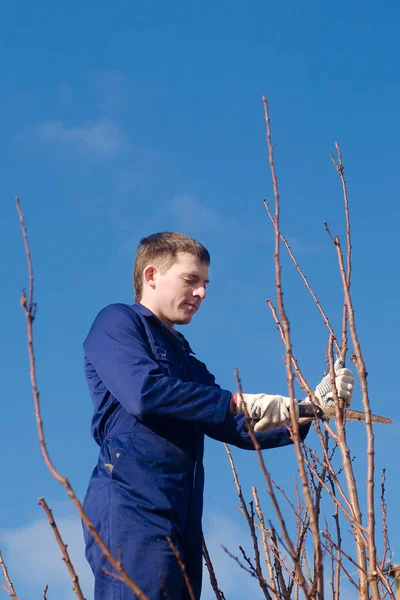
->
(133, 302), (195, 354)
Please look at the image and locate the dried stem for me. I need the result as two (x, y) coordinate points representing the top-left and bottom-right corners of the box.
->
(15, 197), (148, 600)
(266, 301), (313, 399)
(301, 447), (363, 531)
(43, 585), (49, 600)
(202, 535), (226, 600)
(268, 528), (291, 599)
(263, 199), (340, 354)
(0, 552), (18, 600)
(240, 546), (273, 594)
(327, 471), (342, 600)
(263, 96), (323, 598)
(330, 143), (351, 358)
(326, 224), (378, 598)
(234, 368), (311, 597)
(380, 469), (392, 570)
(39, 498), (85, 600)
(166, 537), (195, 600)
(221, 546), (257, 577)
(319, 532), (359, 590)
(326, 327), (369, 596)
(252, 487), (279, 597)
(224, 444), (271, 599)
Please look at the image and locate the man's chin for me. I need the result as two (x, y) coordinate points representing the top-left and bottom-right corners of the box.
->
(177, 317), (192, 325)
(174, 313), (193, 325)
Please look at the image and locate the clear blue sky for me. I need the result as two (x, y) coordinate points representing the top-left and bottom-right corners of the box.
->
(1, 1), (399, 598)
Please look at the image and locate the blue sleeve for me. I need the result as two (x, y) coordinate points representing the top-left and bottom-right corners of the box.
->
(192, 355), (311, 450)
(83, 304), (232, 425)
(203, 415), (311, 450)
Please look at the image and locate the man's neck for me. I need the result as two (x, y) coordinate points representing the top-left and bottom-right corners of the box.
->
(138, 299), (175, 329)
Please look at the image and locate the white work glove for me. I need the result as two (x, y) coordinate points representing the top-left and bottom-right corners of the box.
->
(314, 358), (354, 407)
(231, 392), (299, 433)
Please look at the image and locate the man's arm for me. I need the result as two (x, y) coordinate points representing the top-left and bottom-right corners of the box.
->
(192, 359), (311, 449)
(84, 304), (232, 426)
(203, 413), (311, 450)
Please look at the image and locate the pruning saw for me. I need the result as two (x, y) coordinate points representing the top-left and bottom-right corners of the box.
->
(299, 403), (393, 425)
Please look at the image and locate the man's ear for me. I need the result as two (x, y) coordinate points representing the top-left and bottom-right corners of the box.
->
(143, 265), (158, 291)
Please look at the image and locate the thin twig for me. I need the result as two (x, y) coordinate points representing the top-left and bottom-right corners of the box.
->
(0, 551), (18, 600)
(264, 96), (324, 598)
(252, 487), (278, 597)
(320, 532), (366, 575)
(328, 327), (369, 595)
(39, 498), (85, 599)
(325, 222), (378, 598)
(160, 574), (173, 600)
(380, 469), (392, 570)
(328, 471), (342, 600)
(202, 535), (226, 600)
(16, 197), (148, 600)
(222, 546), (257, 578)
(330, 143), (351, 358)
(224, 444), (271, 598)
(263, 199), (340, 354)
(239, 546), (271, 593)
(268, 528), (291, 599)
(166, 537), (195, 600)
(234, 368), (310, 597)
(319, 534), (359, 590)
(301, 448), (367, 537)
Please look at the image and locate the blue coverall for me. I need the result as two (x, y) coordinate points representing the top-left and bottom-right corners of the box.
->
(82, 302), (310, 599)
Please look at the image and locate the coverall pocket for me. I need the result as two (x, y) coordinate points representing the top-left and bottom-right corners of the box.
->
(102, 435), (128, 477)
(107, 429), (192, 484)
(150, 343), (182, 378)
(107, 429), (194, 537)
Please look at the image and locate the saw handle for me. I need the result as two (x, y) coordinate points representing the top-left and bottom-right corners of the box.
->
(298, 403), (324, 419)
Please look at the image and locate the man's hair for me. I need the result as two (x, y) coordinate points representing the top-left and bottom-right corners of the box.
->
(133, 232), (210, 302)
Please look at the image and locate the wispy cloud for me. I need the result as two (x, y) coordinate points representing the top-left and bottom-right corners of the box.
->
(5, 510), (344, 600)
(36, 119), (128, 158)
(167, 195), (219, 229)
(118, 194), (220, 255)
(1, 513), (93, 600)
(1, 510), (260, 600)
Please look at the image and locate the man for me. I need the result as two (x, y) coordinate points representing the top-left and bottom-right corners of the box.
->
(82, 232), (353, 599)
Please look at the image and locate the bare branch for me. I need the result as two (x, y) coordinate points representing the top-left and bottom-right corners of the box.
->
(0, 551), (18, 600)
(234, 367), (311, 597)
(330, 143), (351, 358)
(380, 469), (392, 570)
(263, 96), (323, 597)
(202, 535), (226, 600)
(39, 498), (85, 599)
(327, 471), (342, 600)
(166, 537), (195, 600)
(222, 546), (257, 578)
(224, 444), (271, 598)
(263, 199), (340, 354)
(16, 196), (148, 600)
(252, 487), (278, 597)
(327, 227), (378, 598)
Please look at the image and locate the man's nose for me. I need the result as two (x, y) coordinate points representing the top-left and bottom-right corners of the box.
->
(193, 286), (207, 300)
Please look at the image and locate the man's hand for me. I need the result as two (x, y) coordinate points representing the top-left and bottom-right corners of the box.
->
(314, 358), (354, 407)
(231, 393), (299, 432)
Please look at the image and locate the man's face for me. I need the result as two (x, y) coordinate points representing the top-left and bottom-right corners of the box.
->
(147, 252), (209, 327)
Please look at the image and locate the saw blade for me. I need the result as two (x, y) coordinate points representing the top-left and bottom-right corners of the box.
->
(298, 403), (392, 424)
(322, 406), (392, 424)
